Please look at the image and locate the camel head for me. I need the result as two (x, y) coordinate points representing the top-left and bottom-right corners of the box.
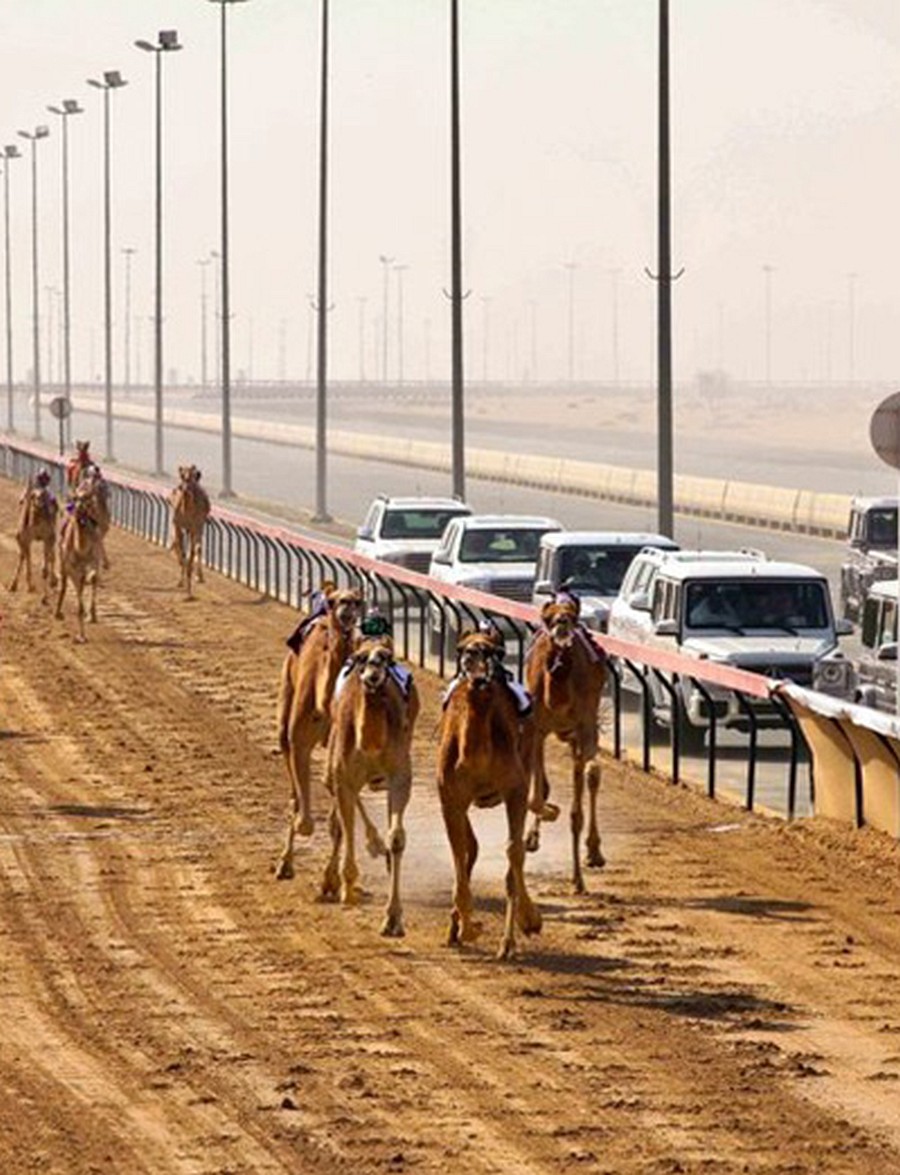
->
(75, 440), (91, 460)
(541, 596), (580, 648)
(178, 464), (202, 487)
(457, 630), (503, 689)
(354, 636), (395, 694)
(325, 585), (363, 635)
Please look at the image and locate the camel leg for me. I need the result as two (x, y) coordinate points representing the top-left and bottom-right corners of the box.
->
(320, 803), (342, 900)
(381, 775), (411, 938)
(570, 750), (586, 895)
(525, 734), (551, 853)
(274, 737), (315, 881)
(585, 758), (605, 868)
(508, 783), (542, 953)
(194, 532), (205, 583)
(441, 794), (481, 946)
(337, 779), (361, 906)
(8, 540), (26, 593)
(173, 528), (187, 588)
(54, 569), (69, 620)
(355, 795), (387, 859)
(88, 570), (98, 625)
(74, 578), (87, 643)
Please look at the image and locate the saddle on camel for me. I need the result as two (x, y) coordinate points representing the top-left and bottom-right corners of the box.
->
(8, 469), (59, 602)
(524, 594), (607, 894)
(170, 464), (211, 598)
(437, 627), (542, 960)
(320, 622), (419, 937)
(274, 582), (363, 880)
(55, 478), (104, 642)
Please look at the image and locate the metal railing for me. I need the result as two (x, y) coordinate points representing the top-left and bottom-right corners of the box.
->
(2, 438), (814, 821)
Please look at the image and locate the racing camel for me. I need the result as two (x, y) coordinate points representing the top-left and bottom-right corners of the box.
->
(437, 628), (542, 960)
(274, 584), (363, 880)
(320, 633), (419, 937)
(77, 463), (111, 570)
(7, 470), (58, 603)
(524, 595), (607, 893)
(65, 440), (93, 492)
(55, 479), (104, 642)
(170, 464), (210, 598)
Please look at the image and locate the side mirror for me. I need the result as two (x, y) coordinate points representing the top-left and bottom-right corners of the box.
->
(533, 579), (553, 596)
(876, 642), (898, 662)
(356, 527), (373, 541)
(654, 618), (679, 637)
(431, 552), (450, 566)
(835, 618), (854, 637)
(629, 590), (651, 612)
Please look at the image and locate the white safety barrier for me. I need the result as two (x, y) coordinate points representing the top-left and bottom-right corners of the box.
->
(69, 393), (852, 539)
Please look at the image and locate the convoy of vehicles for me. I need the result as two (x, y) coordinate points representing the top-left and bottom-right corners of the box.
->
(840, 496), (897, 623)
(855, 579), (898, 713)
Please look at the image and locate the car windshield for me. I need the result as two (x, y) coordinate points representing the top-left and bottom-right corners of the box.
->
(381, 509), (467, 540)
(558, 545), (643, 594)
(684, 580), (830, 631)
(459, 528), (549, 564)
(866, 507), (898, 549)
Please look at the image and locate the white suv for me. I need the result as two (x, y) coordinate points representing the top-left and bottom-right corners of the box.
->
(354, 495), (471, 574)
(428, 513), (563, 602)
(611, 555), (855, 745)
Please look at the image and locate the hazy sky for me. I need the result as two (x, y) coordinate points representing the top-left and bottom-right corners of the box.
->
(1, 0), (899, 389)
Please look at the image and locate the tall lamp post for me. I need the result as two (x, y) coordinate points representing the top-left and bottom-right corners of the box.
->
(207, 0), (249, 498)
(135, 29), (182, 477)
(121, 246), (136, 395)
(17, 125), (50, 440)
(448, 0), (466, 499)
(86, 70), (127, 461)
(312, 0), (331, 521)
(2, 145), (21, 432)
(394, 263), (408, 387)
(47, 99), (84, 444)
(379, 253), (393, 384)
(197, 257), (211, 389)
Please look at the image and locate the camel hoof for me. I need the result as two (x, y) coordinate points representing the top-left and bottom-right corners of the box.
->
(273, 857), (294, 881)
(496, 939), (516, 962)
(524, 829), (541, 854)
(365, 834), (387, 860)
(380, 915), (405, 938)
(572, 876), (586, 896)
(586, 847), (606, 869)
(294, 816), (315, 838)
(340, 884), (362, 907)
(518, 904), (543, 936)
(459, 919), (483, 944)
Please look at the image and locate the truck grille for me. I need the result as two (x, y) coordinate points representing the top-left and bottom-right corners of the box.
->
(737, 660), (813, 686)
(396, 551), (432, 574)
(486, 577), (533, 602)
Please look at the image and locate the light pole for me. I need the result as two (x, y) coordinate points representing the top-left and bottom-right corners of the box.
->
(379, 253), (393, 384)
(448, 0), (466, 499)
(207, 0), (249, 498)
(121, 247), (136, 395)
(763, 263), (774, 388)
(847, 271), (857, 386)
(357, 296), (366, 382)
(563, 261), (577, 384)
(312, 0), (331, 522)
(47, 100), (83, 441)
(394, 263), (408, 387)
(211, 249), (222, 391)
(2, 146), (21, 432)
(197, 257), (211, 389)
(135, 29), (182, 477)
(17, 125), (50, 439)
(86, 71), (127, 460)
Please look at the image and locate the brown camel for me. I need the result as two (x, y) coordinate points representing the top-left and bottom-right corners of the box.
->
(8, 473), (59, 603)
(320, 635), (419, 936)
(274, 584), (363, 880)
(55, 482), (104, 642)
(76, 463), (111, 570)
(170, 464), (210, 598)
(437, 629), (542, 960)
(524, 597), (607, 893)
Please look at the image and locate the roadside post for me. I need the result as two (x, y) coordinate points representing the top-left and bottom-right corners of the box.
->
(48, 394), (71, 458)
(869, 391), (900, 714)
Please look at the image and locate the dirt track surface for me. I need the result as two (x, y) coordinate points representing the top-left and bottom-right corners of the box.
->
(3, 479), (900, 1175)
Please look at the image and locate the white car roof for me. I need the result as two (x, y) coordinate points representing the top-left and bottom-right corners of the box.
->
(460, 514), (562, 530)
(638, 547), (766, 566)
(870, 579), (900, 599)
(540, 531), (678, 549)
(379, 497), (471, 511)
(660, 559), (827, 583)
(851, 496), (898, 510)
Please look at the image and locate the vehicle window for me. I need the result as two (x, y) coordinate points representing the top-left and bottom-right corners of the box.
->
(361, 502), (380, 535)
(631, 560), (655, 596)
(434, 521), (458, 561)
(883, 600), (899, 645)
(459, 527), (550, 564)
(536, 549), (551, 582)
(685, 579), (830, 630)
(651, 579), (667, 621)
(862, 598), (880, 649)
(866, 508), (897, 549)
(381, 509), (466, 540)
(558, 545), (643, 594)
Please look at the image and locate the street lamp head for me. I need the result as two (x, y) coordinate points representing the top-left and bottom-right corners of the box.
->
(47, 105), (64, 115)
(104, 70), (127, 88)
(63, 99), (83, 114)
(134, 40), (156, 52)
(3, 145), (21, 159)
(159, 29), (182, 50)
(87, 79), (104, 89)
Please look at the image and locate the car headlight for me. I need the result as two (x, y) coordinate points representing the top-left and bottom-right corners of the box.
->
(813, 658), (855, 695)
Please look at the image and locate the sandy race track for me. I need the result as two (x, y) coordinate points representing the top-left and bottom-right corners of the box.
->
(3, 477), (900, 1175)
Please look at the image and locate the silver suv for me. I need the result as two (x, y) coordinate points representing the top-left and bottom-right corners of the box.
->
(854, 578), (897, 712)
(354, 495), (471, 573)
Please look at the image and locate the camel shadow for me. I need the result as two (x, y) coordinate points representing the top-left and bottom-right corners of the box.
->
(46, 803), (150, 821)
